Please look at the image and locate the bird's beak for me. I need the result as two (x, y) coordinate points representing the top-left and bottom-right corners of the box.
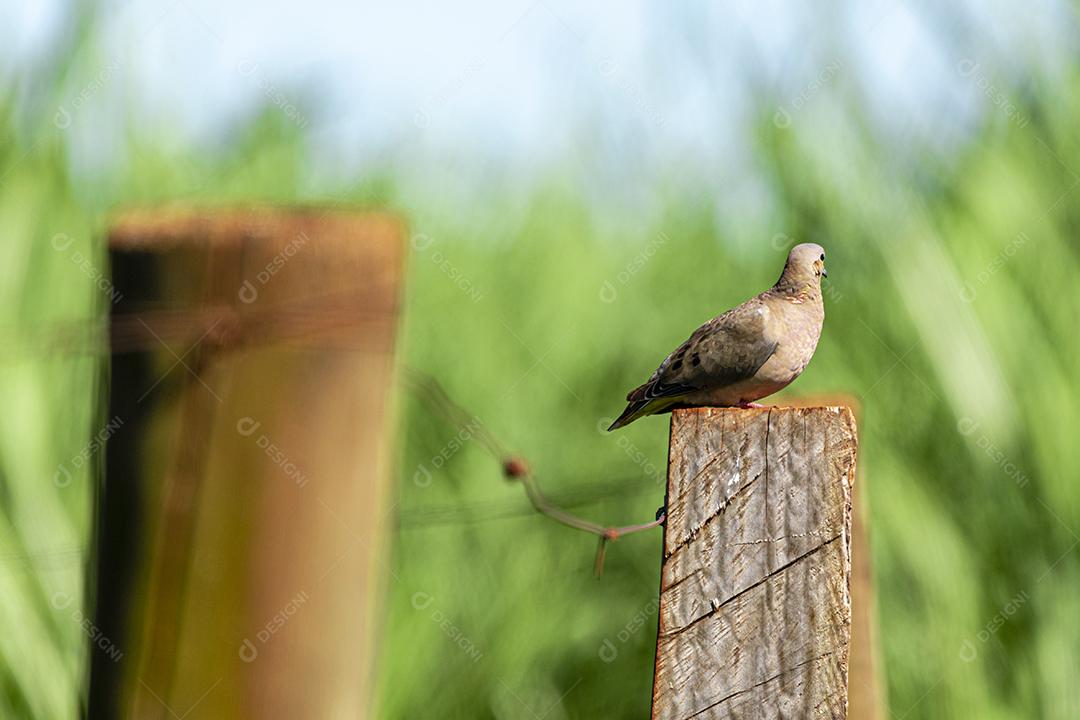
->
(821, 267), (828, 278)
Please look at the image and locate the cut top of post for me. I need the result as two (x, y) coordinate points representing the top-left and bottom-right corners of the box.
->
(106, 206), (405, 355)
(108, 205), (403, 250)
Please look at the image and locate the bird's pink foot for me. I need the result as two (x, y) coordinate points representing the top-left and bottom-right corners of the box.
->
(738, 401), (766, 408)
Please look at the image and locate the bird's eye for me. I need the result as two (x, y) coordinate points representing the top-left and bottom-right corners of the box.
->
(819, 253), (825, 261)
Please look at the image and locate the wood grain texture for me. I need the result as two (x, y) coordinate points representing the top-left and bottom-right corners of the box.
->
(652, 406), (857, 720)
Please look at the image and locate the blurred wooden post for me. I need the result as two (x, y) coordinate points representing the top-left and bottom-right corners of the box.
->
(651, 407), (858, 720)
(848, 448), (885, 720)
(90, 207), (403, 719)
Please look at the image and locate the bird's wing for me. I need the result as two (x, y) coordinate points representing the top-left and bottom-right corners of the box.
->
(627, 297), (779, 403)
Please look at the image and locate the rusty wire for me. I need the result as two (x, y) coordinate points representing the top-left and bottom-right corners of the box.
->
(400, 368), (665, 575)
(3, 304), (667, 575)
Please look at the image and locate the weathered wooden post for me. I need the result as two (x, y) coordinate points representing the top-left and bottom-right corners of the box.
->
(90, 207), (403, 719)
(652, 406), (858, 719)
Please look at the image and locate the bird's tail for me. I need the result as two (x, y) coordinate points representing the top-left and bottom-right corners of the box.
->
(607, 396), (682, 431)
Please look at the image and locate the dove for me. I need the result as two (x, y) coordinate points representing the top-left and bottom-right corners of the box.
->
(608, 244), (827, 431)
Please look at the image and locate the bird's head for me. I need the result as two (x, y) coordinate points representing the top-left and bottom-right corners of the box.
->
(779, 243), (827, 288)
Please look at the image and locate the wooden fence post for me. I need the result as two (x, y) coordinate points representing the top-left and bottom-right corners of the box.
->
(90, 207), (403, 719)
(651, 406), (858, 719)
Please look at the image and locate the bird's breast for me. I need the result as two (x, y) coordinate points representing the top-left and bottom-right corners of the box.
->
(764, 302), (823, 382)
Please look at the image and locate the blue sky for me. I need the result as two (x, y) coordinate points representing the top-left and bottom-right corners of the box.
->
(2, 0), (1073, 196)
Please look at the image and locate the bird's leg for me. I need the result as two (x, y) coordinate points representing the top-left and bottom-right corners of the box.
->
(738, 401), (766, 408)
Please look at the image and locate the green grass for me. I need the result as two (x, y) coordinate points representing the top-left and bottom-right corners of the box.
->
(3, 19), (1080, 720)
